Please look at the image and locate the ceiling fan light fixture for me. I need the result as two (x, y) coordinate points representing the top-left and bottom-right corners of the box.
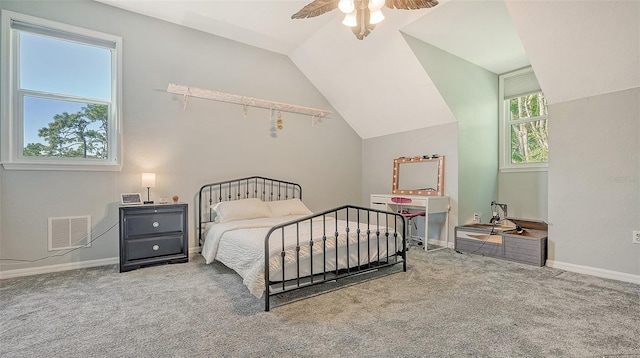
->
(369, 9), (385, 25)
(338, 0), (355, 14)
(342, 11), (358, 27)
(291, 0), (440, 40)
(368, 0), (385, 11)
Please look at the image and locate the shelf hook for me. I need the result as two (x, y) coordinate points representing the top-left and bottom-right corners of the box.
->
(181, 93), (189, 111)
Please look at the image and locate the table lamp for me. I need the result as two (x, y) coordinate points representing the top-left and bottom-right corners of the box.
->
(141, 172), (156, 204)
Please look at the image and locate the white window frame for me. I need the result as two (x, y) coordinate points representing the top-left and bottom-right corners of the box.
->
(1, 10), (122, 171)
(498, 67), (548, 173)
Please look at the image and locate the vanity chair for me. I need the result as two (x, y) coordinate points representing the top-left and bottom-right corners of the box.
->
(391, 197), (426, 249)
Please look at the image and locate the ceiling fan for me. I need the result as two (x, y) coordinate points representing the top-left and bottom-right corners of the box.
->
(292, 0), (439, 40)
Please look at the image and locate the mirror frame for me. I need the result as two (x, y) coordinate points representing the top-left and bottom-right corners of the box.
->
(392, 156), (445, 196)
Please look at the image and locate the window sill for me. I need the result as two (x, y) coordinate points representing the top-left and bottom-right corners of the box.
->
(499, 165), (548, 173)
(2, 161), (122, 172)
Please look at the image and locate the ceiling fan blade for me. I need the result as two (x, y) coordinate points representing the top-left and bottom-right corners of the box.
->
(291, 0), (339, 19)
(385, 0), (439, 10)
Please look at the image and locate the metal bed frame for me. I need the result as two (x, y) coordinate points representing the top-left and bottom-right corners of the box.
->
(198, 176), (407, 311)
(198, 176), (303, 247)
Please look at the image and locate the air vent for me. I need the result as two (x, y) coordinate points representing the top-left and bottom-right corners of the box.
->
(48, 216), (91, 251)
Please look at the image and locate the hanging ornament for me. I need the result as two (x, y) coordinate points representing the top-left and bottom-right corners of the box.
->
(276, 111), (283, 130)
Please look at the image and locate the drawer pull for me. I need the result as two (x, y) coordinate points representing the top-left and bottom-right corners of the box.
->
(152, 244), (160, 251)
(152, 221), (159, 228)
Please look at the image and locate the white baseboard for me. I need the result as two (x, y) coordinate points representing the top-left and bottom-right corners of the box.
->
(427, 238), (454, 249)
(0, 257), (119, 280)
(546, 260), (640, 285)
(2, 248), (203, 280)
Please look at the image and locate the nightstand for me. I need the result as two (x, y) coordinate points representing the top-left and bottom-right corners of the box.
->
(119, 203), (188, 272)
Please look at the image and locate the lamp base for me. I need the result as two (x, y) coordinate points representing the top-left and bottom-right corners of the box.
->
(144, 201), (154, 204)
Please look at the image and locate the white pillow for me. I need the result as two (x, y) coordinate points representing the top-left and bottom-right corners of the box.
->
(212, 198), (272, 223)
(265, 199), (312, 217)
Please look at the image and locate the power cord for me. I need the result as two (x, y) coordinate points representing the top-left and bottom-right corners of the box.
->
(469, 230), (496, 256)
(0, 221), (119, 264)
(460, 207), (500, 256)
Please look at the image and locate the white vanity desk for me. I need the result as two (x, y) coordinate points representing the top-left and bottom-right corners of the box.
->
(370, 194), (450, 251)
(376, 155), (450, 250)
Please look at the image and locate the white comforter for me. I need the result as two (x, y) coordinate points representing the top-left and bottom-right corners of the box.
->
(201, 216), (403, 298)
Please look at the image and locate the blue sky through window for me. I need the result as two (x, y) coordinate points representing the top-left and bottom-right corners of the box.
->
(20, 32), (111, 147)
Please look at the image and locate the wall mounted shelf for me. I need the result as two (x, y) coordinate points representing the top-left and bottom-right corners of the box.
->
(166, 83), (331, 120)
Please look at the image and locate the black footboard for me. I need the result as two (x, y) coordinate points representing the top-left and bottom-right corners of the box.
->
(264, 205), (406, 311)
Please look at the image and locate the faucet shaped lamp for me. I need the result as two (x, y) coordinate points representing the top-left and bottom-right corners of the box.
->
(490, 201), (508, 224)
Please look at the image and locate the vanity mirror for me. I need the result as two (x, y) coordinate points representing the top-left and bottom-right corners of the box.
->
(392, 156), (445, 196)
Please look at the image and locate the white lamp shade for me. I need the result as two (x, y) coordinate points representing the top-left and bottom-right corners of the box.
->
(338, 0), (355, 14)
(141, 172), (156, 188)
(342, 11), (357, 27)
(368, 0), (385, 11)
(369, 9), (385, 25)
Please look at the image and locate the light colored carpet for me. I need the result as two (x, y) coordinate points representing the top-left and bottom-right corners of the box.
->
(1, 248), (639, 358)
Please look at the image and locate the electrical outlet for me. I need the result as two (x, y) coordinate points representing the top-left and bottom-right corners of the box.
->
(633, 231), (640, 244)
(473, 213), (480, 223)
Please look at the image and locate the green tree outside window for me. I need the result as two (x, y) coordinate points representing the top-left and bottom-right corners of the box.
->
(23, 104), (108, 159)
(508, 92), (548, 164)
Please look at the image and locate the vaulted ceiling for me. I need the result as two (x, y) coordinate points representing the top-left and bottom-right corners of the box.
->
(97, 0), (640, 139)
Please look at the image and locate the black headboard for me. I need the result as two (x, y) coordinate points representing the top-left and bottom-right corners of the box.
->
(197, 176), (303, 245)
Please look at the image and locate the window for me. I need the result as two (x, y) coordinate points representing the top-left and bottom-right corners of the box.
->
(499, 67), (548, 172)
(1, 10), (122, 171)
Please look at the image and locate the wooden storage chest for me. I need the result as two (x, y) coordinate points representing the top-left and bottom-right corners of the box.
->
(455, 218), (547, 266)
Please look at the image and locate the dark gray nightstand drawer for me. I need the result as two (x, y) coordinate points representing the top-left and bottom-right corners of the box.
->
(125, 212), (184, 237)
(125, 235), (184, 261)
(119, 203), (188, 272)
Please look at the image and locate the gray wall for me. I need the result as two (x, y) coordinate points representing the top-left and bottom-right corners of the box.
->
(3, 1), (636, 282)
(361, 123), (458, 242)
(548, 87), (639, 276)
(402, 34), (499, 226)
(499, 171), (548, 220)
(361, 35), (500, 244)
(0, 0), (362, 273)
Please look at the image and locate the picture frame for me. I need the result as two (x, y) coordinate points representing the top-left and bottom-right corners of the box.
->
(121, 193), (143, 205)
